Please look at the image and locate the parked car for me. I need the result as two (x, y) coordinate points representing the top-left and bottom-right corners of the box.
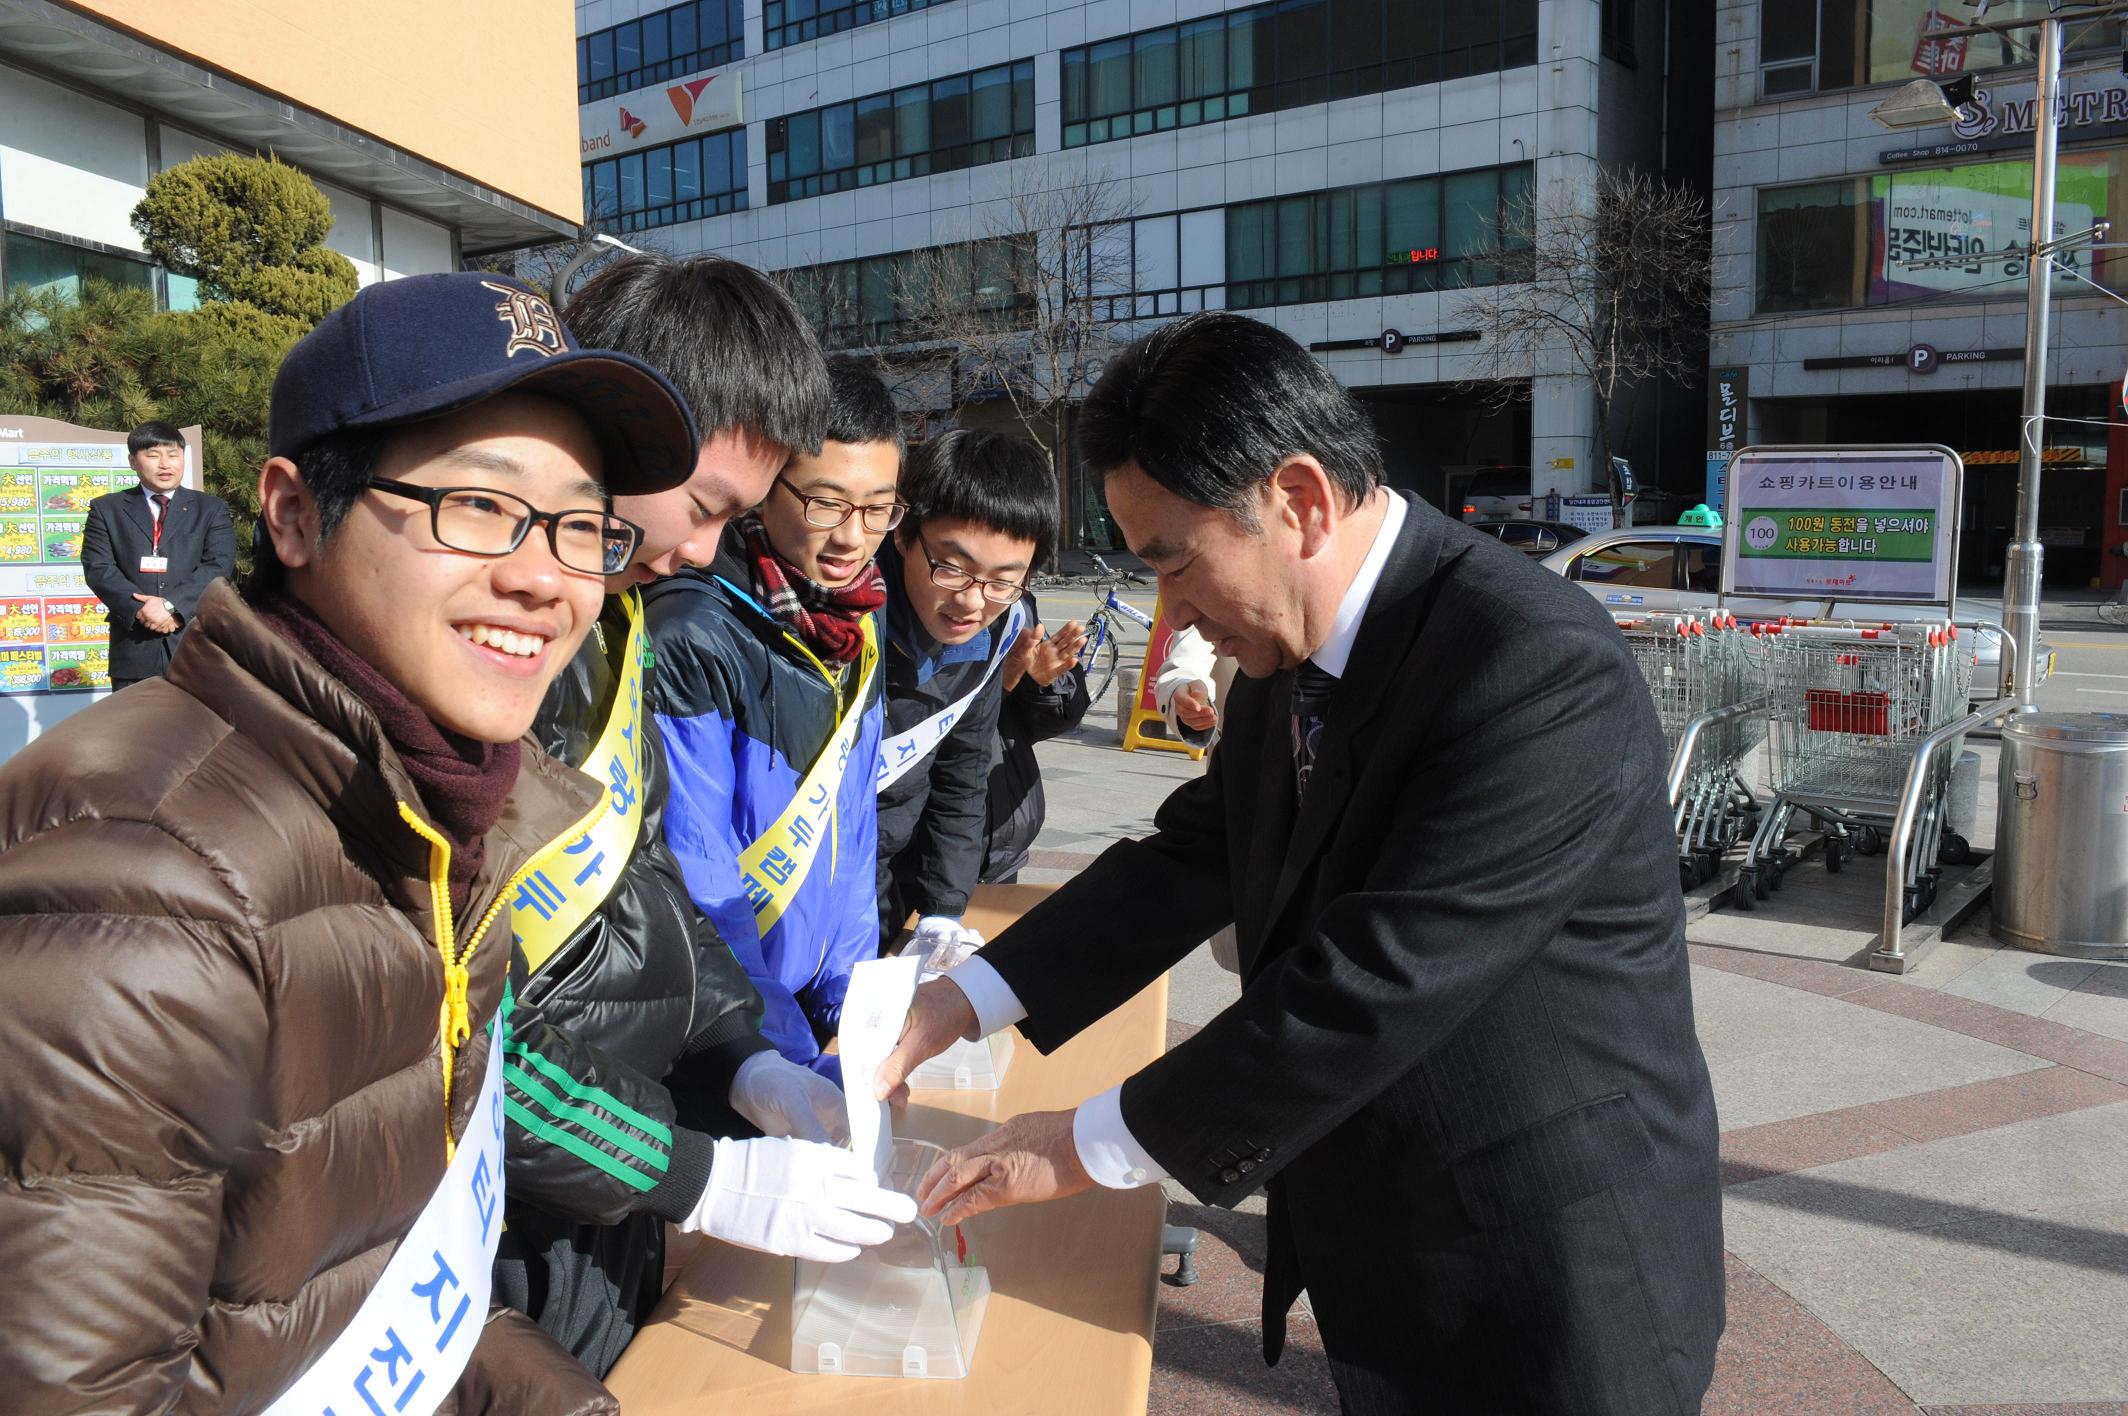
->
(1538, 525), (2053, 704)
(1470, 518), (1588, 557)
(1459, 467), (1533, 523)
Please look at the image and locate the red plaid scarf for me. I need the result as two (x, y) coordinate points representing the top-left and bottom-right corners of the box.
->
(737, 512), (885, 665)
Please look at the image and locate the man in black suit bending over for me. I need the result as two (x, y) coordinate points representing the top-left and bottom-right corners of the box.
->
(876, 313), (1724, 1414)
(81, 422), (237, 689)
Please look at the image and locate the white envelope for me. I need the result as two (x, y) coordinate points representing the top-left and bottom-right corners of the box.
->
(837, 954), (923, 1180)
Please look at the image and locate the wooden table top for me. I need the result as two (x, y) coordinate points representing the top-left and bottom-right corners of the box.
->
(603, 883), (1170, 1414)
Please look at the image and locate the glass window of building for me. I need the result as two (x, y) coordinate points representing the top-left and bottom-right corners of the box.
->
(1757, 0), (2109, 99)
(1085, 210), (1229, 319)
(579, 0), (744, 102)
(1225, 163), (1532, 308)
(765, 0), (957, 53)
(582, 127), (749, 233)
(766, 60), (1036, 204)
(1600, 0), (1637, 66)
(1062, 0), (1537, 146)
(2, 230), (154, 304)
(780, 238), (1031, 348)
(1755, 144), (2128, 313)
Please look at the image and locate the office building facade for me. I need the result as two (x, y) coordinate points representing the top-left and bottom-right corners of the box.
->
(1710, 0), (2128, 591)
(576, 0), (1706, 544)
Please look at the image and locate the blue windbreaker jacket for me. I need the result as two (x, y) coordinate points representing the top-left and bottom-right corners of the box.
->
(642, 548), (884, 1084)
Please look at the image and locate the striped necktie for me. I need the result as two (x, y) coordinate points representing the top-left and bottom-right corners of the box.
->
(1290, 659), (1337, 798)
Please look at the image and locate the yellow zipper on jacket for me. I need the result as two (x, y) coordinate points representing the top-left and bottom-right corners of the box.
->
(395, 784), (607, 1162)
(780, 626), (844, 703)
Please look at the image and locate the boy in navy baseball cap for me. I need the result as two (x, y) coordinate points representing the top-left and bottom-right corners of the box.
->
(0, 272), (713, 1412)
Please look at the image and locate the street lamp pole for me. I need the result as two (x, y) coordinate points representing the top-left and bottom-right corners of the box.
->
(2006, 14), (2062, 711)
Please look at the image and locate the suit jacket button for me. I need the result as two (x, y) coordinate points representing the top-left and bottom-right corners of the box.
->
(1218, 1168), (1241, 1184)
(1254, 1148), (1271, 1162)
(1237, 1159), (1256, 1174)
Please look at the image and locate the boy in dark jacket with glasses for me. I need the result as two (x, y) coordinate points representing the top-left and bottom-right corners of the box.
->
(875, 428), (1058, 952)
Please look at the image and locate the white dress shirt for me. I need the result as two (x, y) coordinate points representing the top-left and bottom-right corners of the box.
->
(945, 490), (1409, 1189)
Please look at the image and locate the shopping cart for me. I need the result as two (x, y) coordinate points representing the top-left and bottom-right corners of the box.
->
(1614, 611), (1770, 890)
(1741, 621), (1973, 921)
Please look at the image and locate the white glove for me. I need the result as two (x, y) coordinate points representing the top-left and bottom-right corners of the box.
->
(913, 916), (984, 975)
(728, 1049), (849, 1145)
(685, 1135), (918, 1263)
(912, 914), (962, 949)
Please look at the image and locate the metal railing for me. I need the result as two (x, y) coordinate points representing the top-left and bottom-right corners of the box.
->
(1869, 617), (2021, 971)
(1665, 696), (1771, 811)
(1871, 695), (2021, 971)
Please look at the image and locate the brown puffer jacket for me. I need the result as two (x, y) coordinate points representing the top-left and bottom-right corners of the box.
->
(0, 581), (618, 1415)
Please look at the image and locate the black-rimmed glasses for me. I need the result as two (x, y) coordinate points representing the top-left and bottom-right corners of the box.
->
(365, 478), (643, 576)
(775, 478), (907, 533)
(918, 530), (1026, 605)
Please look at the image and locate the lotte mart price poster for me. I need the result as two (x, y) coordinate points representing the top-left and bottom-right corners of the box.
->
(1724, 449), (1959, 605)
(0, 423), (171, 697)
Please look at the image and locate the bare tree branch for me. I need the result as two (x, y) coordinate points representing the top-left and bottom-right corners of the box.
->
(1456, 166), (1711, 521)
(895, 161), (1142, 545)
(770, 262), (938, 420)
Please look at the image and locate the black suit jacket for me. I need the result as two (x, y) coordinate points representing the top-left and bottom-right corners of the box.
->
(80, 486), (238, 681)
(980, 494), (1724, 1414)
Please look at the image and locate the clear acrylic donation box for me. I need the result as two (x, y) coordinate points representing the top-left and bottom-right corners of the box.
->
(788, 1137), (991, 1379)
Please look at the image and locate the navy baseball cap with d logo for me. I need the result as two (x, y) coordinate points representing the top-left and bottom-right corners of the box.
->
(268, 272), (699, 497)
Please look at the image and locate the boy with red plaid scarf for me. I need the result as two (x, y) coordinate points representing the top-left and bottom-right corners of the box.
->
(645, 363), (905, 1081)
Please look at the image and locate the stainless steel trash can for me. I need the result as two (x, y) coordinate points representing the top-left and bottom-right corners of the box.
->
(1994, 712), (2128, 959)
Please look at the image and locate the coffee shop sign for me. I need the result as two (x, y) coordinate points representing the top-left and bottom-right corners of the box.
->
(1952, 74), (2128, 142)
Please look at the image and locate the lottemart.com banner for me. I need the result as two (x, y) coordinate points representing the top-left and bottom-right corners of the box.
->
(0, 414), (204, 706)
(1871, 154), (2107, 303)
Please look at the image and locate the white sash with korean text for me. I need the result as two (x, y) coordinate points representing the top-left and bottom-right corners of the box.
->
(874, 599), (1026, 793)
(262, 1022), (507, 1416)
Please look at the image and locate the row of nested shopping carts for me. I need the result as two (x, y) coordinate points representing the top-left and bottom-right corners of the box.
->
(1614, 611), (1974, 923)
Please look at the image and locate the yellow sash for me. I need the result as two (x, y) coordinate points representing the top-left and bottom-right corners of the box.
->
(736, 617), (880, 937)
(514, 591), (650, 976)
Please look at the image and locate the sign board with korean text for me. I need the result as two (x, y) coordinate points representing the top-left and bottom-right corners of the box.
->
(1706, 365), (1747, 511)
(1721, 444), (1962, 608)
(0, 414), (203, 705)
(1870, 156), (2100, 304)
(1557, 496), (1616, 536)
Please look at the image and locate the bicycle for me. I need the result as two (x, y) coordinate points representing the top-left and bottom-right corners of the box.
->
(1076, 554), (1156, 703)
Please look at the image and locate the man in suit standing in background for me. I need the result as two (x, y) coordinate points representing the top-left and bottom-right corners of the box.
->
(877, 313), (1725, 1414)
(80, 421), (237, 689)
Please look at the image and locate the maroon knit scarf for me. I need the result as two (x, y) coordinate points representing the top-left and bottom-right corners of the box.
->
(737, 512), (885, 665)
(256, 592), (521, 918)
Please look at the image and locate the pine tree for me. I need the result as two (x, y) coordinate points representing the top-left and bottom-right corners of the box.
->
(131, 153), (358, 332)
(0, 154), (360, 571)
